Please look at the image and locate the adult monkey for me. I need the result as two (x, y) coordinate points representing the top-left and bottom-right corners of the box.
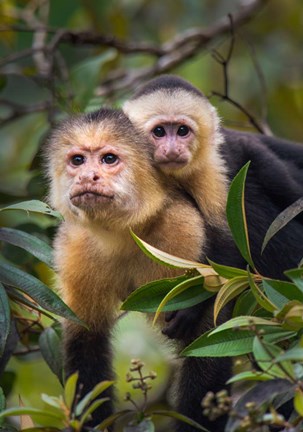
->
(123, 74), (303, 341)
(45, 107), (236, 432)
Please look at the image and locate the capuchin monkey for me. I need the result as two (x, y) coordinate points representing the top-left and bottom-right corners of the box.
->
(45, 108), (234, 431)
(123, 75), (303, 277)
(123, 76), (303, 429)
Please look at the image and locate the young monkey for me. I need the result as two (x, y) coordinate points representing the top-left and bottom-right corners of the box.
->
(45, 108), (231, 431)
(123, 75), (303, 278)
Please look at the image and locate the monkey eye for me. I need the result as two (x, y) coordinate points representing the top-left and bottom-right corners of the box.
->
(152, 126), (166, 138)
(70, 154), (85, 166)
(102, 153), (118, 164)
(177, 125), (190, 137)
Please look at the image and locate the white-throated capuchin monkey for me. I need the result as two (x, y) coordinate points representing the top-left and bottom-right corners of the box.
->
(123, 76), (303, 429)
(123, 75), (303, 278)
(45, 108), (234, 432)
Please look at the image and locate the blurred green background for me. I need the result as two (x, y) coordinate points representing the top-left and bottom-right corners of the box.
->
(0, 0), (302, 429)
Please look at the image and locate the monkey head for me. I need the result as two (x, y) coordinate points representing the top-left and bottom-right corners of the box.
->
(45, 109), (166, 228)
(123, 75), (222, 175)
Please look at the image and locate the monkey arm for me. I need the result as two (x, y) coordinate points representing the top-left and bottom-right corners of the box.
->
(64, 322), (115, 428)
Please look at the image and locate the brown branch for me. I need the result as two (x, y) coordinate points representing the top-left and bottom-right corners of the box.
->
(0, 99), (53, 126)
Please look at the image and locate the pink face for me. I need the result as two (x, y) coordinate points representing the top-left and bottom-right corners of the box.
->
(148, 121), (195, 170)
(65, 145), (123, 209)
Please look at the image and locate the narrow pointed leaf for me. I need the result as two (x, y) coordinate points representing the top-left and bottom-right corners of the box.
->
(80, 398), (110, 426)
(232, 290), (257, 317)
(248, 271), (277, 312)
(263, 278), (303, 309)
(208, 260), (247, 279)
(0, 407), (64, 420)
(64, 372), (78, 409)
(284, 268), (303, 293)
(0, 228), (53, 268)
(182, 329), (255, 357)
(130, 231), (209, 269)
(210, 316), (278, 335)
(0, 261), (83, 325)
(275, 347), (303, 362)
(151, 410), (209, 431)
(0, 200), (62, 219)
(0, 282), (10, 356)
(227, 371), (273, 384)
(76, 381), (114, 415)
(96, 410), (134, 429)
(294, 388), (303, 416)
(253, 337), (294, 379)
(262, 197), (303, 253)
(39, 326), (63, 383)
(122, 275), (213, 313)
(226, 162), (255, 269)
(153, 276), (208, 324)
(214, 276), (249, 324)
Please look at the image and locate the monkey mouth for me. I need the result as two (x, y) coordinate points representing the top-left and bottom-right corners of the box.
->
(70, 191), (114, 206)
(157, 160), (188, 170)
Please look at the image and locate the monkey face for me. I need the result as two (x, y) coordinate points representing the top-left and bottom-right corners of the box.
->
(143, 116), (197, 170)
(46, 110), (166, 227)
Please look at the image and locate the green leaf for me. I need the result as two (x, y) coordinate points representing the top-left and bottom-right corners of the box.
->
(294, 388), (303, 416)
(263, 278), (303, 309)
(64, 372), (79, 409)
(208, 260), (247, 279)
(182, 329), (255, 357)
(0, 282), (10, 356)
(96, 410), (133, 430)
(232, 290), (257, 317)
(226, 162), (255, 269)
(41, 394), (64, 410)
(227, 370), (273, 384)
(0, 200), (62, 219)
(131, 231), (208, 269)
(210, 316), (279, 335)
(0, 261), (83, 325)
(247, 271), (277, 313)
(262, 197), (303, 253)
(39, 326), (63, 383)
(71, 50), (117, 110)
(253, 337), (294, 379)
(182, 327), (295, 358)
(284, 268), (303, 293)
(0, 387), (5, 426)
(0, 227), (54, 268)
(274, 347), (303, 362)
(214, 276), (249, 324)
(121, 275), (213, 313)
(151, 410), (209, 431)
(76, 381), (114, 416)
(79, 398), (110, 426)
(153, 275), (207, 324)
(0, 407), (64, 420)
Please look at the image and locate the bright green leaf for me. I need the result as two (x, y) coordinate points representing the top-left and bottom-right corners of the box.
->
(263, 278), (303, 309)
(79, 398), (110, 426)
(275, 347), (303, 362)
(76, 381), (114, 416)
(121, 275), (213, 313)
(64, 372), (79, 409)
(153, 275), (207, 324)
(0, 200), (62, 219)
(0, 227), (54, 268)
(294, 388), (303, 416)
(0, 407), (64, 420)
(210, 316), (279, 335)
(227, 370), (273, 384)
(226, 162), (255, 270)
